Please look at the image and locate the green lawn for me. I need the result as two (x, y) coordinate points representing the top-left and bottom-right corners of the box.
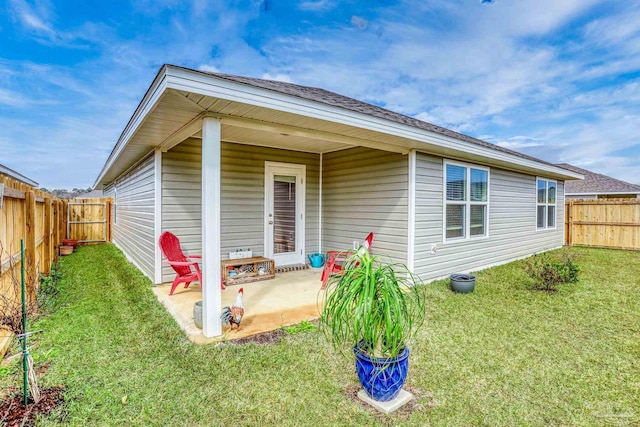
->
(4, 244), (640, 426)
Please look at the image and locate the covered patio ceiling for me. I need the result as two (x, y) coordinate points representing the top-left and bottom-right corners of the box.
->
(95, 87), (412, 187)
(94, 65), (583, 188)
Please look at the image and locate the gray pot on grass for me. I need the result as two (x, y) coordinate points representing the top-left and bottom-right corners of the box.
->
(194, 300), (203, 329)
(450, 274), (476, 294)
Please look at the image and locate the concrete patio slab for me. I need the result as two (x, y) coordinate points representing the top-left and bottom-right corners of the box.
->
(152, 268), (325, 344)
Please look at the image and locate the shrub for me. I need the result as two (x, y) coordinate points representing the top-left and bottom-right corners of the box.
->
(523, 249), (580, 291)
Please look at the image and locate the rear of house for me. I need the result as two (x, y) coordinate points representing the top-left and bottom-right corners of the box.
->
(96, 65), (582, 336)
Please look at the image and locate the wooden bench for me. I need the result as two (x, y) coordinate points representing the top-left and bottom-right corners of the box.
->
(221, 256), (275, 286)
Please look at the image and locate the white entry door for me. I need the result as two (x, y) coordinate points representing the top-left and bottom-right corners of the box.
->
(264, 162), (306, 266)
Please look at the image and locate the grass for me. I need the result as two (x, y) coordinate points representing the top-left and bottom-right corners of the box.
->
(2, 244), (639, 426)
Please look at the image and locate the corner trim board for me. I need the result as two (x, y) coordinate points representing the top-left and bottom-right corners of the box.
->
(154, 148), (163, 284)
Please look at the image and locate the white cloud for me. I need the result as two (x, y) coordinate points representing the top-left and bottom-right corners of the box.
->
(495, 140), (544, 150)
(2, 0), (640, 187)
(261, 73), (293, 83)
(350, 16), (368, 30)
(299, 0), (335, 11)
(199, 64), (221, 73)
(0, 88), (30, 107)
(9, 0), (55, 36)
(253, 0), (640, 186)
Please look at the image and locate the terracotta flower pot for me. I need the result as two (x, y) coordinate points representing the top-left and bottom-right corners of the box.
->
(62, 239), (79, 247)
(60, 246), (74, 256)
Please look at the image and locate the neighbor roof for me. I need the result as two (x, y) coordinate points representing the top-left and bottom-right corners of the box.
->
(556, 163), (640, 194)
(76, 189), (104, 199)
(0, 163), (38, 187)
(186, 66), (558, 169)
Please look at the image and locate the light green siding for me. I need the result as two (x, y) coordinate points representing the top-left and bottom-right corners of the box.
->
(107, 155), (155, 280)
(414, 152), (565, 280)
(322, 147), (409, 263)
(161, 138), (320, 282)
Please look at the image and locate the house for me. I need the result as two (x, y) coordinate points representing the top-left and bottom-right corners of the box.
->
(75, 189), (104, 199)
(93, 65), (583, 337)
(556, 163), (640, 199)
(0, 163), (39, 187)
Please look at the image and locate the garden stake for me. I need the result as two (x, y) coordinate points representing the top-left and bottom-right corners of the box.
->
(21, 239), (29, 405)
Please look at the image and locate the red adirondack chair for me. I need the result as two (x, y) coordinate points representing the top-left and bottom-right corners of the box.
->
(321, 232), (374, 290)
(159, 231), (225, 295)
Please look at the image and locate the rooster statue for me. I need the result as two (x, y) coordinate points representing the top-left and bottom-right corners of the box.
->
(221, 287), (244, 330)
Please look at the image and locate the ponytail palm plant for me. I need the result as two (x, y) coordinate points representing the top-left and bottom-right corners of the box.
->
(320, 248), (426, 359)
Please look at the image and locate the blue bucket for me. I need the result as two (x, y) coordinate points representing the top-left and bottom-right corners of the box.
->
(307, 253), (325, 268)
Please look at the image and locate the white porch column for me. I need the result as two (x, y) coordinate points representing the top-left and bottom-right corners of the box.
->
(202, 117), (222, 337)
(407, 149), (416, 272)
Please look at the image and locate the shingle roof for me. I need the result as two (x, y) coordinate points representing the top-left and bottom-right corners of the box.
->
(556, 163), (640, 194)
(181, 66), (559, 168)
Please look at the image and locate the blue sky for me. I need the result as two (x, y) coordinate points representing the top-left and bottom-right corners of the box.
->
(1, 0), (639, 188)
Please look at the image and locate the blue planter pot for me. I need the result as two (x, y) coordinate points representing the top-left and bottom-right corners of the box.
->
(354, 343), (410, 402)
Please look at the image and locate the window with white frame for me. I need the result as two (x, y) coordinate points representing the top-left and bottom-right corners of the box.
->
(536, 178), (556, 229)
(444, 161), (489, 241)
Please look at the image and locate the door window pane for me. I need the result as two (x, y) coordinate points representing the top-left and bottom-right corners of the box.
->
(537, 206), (546, 228)
(470, 205), (486, 236)
(446, 165), (466, 201)
(273, 175), (296, 254)
(470, 169), (488, 202)
(446, 204), (465, 239)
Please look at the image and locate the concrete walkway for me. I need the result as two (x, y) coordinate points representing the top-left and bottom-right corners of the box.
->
(152, 268), (325, 344)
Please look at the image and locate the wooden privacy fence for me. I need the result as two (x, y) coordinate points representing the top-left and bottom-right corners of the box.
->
(1, 175), (112, 305)
(0, 176), (66, 302)
(565, 199), (640, 250)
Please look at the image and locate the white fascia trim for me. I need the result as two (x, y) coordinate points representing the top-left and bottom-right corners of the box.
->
(96, 65), (584, 188)
(154, 148), (163, 284)
(407, 150), (416, 271)
(163, 66), (584, 181)
(93, 68), (169, 188)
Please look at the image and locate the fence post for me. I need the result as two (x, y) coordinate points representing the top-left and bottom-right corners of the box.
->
(25, 190), (37, 293)
(59, 200), (65, 241)
(105, 199), (112, 242)
(52, 201), (58, 261)
(60, 200), (64, 243)
(567, 200), (574, 247)
(63, 201), (69, 240)
(43, 197), (52, 275)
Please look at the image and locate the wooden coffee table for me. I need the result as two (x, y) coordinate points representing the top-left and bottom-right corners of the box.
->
(221, 256), (275, 286)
